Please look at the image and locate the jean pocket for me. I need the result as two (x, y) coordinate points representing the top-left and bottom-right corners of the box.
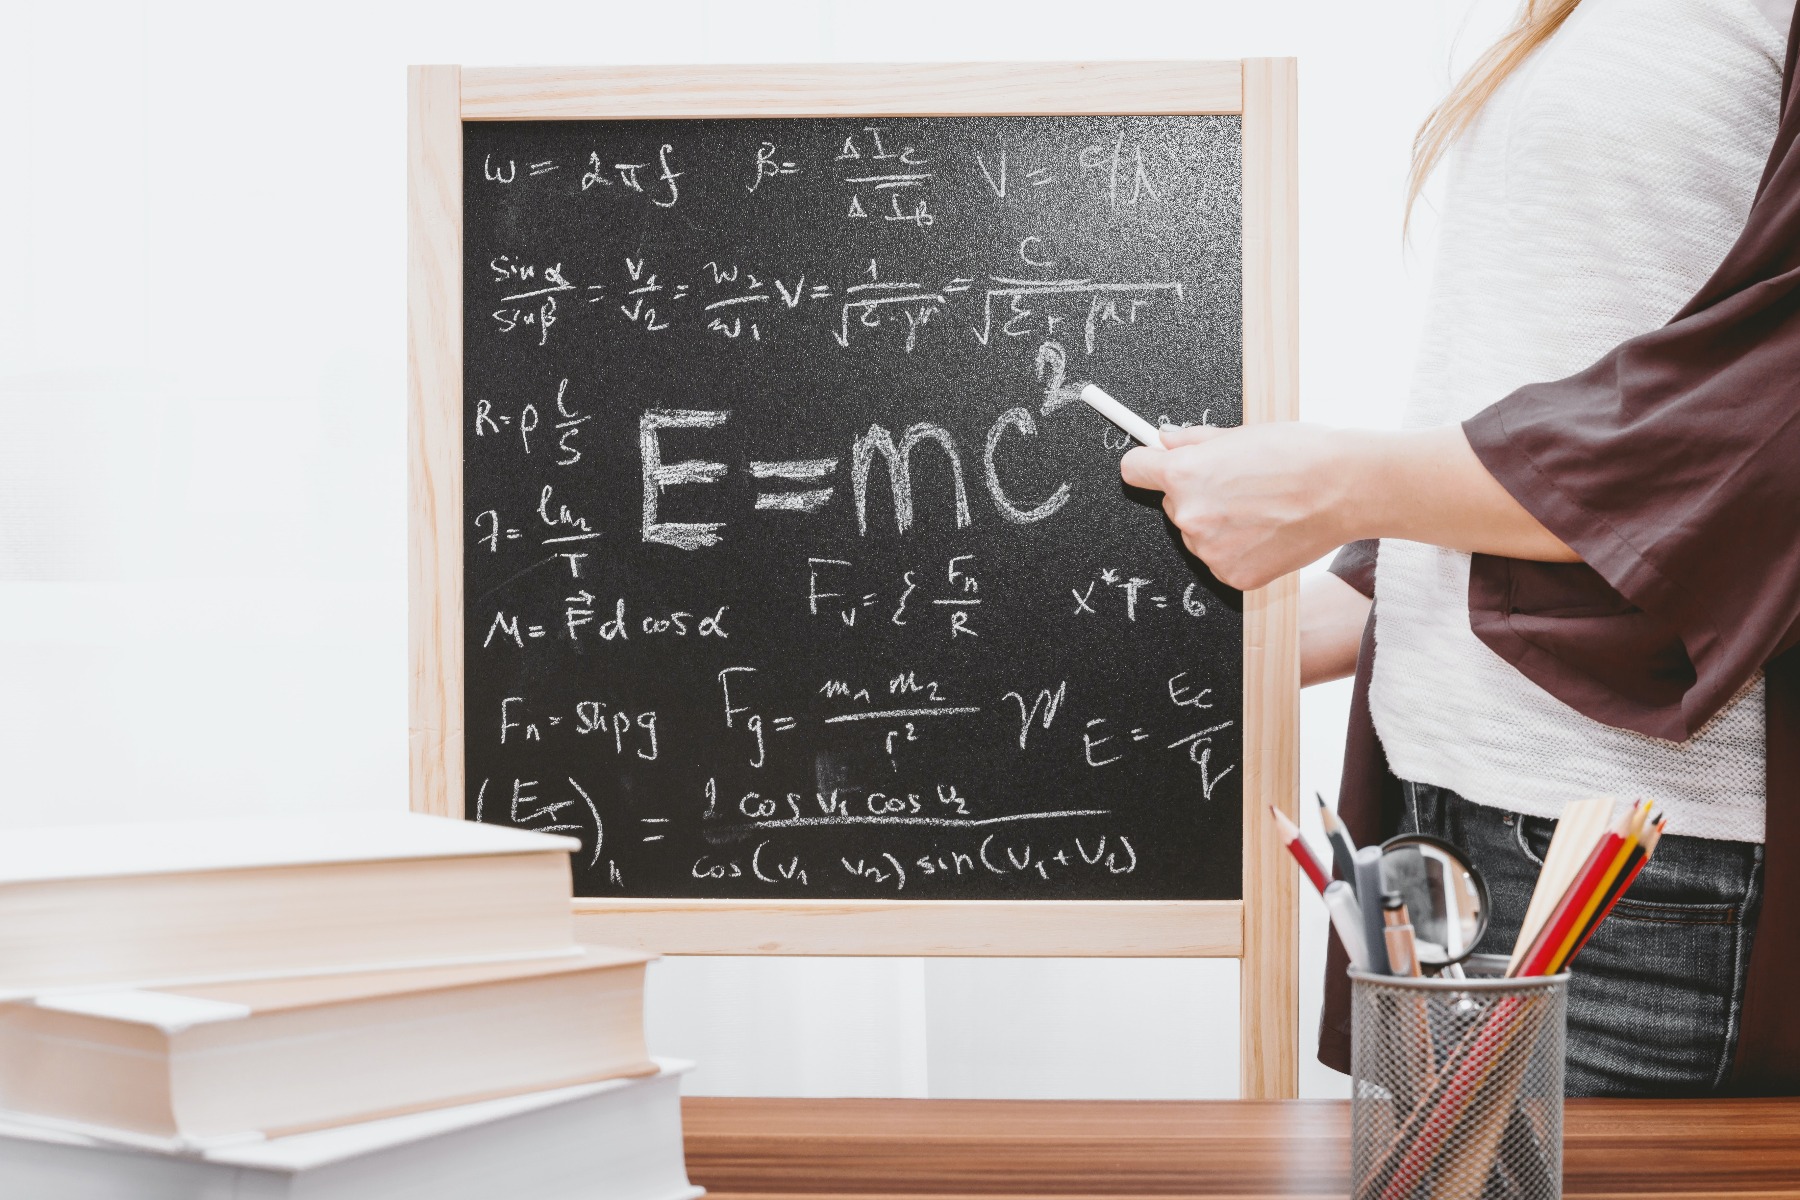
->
(1564, 892), (1747, 1095)
(1512, 814), (1555, 868)
(1606, 898), (1738, 928)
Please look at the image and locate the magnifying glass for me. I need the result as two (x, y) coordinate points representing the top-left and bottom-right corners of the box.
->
(1378, 833), (1490, 967)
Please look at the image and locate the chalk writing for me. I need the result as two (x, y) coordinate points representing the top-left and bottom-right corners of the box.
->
(464, 114), (1244, 900)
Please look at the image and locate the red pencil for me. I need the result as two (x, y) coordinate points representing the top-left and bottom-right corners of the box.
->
(1545, 801), (1650, 974)
(1562, 816), (1664, 969)
(1269, 805), (1330, 895)
(1512, 804), (1638, 977)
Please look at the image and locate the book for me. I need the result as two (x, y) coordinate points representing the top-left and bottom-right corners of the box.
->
(0, 946), (655, 1147)
(0, 813), (578, 996)
(0, 1059), (701, 1200)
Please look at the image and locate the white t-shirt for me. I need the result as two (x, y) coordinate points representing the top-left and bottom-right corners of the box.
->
(1368, 0), (1789, 843)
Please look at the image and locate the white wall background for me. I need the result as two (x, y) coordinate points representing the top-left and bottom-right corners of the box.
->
(0, 0), (1509, 1100)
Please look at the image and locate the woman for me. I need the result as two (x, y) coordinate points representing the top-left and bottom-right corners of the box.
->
(1122, 0), (1800, 1095)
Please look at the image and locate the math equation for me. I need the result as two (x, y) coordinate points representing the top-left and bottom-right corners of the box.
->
(463, 115), (1245, 901)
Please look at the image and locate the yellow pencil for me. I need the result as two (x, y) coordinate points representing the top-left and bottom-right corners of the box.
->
(1545, 800), (1651, 974)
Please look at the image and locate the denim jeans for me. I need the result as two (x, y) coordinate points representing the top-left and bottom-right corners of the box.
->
(1397, 781), (1764, 1097)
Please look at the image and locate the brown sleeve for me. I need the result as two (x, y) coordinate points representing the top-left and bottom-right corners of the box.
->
(1461, 51), (1800, 741)
(1327, 540), (1378, 600)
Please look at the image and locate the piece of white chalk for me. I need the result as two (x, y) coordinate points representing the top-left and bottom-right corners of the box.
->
(1079, 383), (1166, 449)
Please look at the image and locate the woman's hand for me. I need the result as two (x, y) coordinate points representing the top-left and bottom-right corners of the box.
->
(1119, 422), (1578, 591)
(1120, 423), (1354, 590)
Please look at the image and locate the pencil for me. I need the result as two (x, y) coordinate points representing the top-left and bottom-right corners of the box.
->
(1544, 800), (1650, 974)
(1510, 815), (1622, 977)
(1316, 791), (1359, 890)
(1269, 805), (1331, 894)
(1561, 815), (1664, 969)
(1512, 801), (1646, 977)
(1508, 796), (1614, 974)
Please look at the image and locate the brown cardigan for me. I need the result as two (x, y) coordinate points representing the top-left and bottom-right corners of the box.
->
(1320, 9), (1800, 1091)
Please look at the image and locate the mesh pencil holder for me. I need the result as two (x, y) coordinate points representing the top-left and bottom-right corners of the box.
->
(1350, 956), (1568, 1200)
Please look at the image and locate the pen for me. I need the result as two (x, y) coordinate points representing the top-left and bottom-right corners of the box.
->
(1079, 383), (1168, 448)
(1382, 892), (1422, 978)
(1354, 846), (1392, 975)
(1324, 880), (1371, 971)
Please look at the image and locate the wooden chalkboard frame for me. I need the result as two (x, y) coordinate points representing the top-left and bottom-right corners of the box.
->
(408, 60), (1299, 1097)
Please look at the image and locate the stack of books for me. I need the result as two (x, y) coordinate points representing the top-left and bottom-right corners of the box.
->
(0, 812), (700, 1200)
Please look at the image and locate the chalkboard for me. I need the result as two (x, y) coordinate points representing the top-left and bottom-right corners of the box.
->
(459, 114), (1246, 903)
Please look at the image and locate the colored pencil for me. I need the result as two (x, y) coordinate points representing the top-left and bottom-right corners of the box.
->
(1543, 800), (1650, 974)
(1370, 804), (1666, 1197)
(1508, 796), (1613, 974)
(1511, 801), (1646, 977)
(1561, 815), (1665, 969)
(1510, 810), (1623, 977)
(1269, 805), (1330, 894)
(1371, 993), (1524, 1200)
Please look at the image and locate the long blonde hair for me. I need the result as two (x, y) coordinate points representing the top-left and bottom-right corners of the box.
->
(1407, 0), (1583, 227)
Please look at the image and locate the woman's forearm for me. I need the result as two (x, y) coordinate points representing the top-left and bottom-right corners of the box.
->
(1334, 425), (1578, 563)
(1301, 572), (1372, 687)
(1120, 421), (1577, 592)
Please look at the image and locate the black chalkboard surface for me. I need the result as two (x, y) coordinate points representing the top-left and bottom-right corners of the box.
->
(463, 115), (1243, 901)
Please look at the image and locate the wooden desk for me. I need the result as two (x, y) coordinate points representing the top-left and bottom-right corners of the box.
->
(683, 1097), (1800, 1198)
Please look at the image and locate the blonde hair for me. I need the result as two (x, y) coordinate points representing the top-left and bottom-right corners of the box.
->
(1407, 0), (1583, 228)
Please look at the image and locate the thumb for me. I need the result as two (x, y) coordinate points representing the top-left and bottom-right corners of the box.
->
(1119, 445), (1170, 491)
(1158, 422), (1230, 449)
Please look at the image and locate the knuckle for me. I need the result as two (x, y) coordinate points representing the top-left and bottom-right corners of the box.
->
(1219, 565), (1260, 591)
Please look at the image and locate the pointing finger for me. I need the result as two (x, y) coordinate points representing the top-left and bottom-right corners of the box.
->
(1120, 446), (1169, 491)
